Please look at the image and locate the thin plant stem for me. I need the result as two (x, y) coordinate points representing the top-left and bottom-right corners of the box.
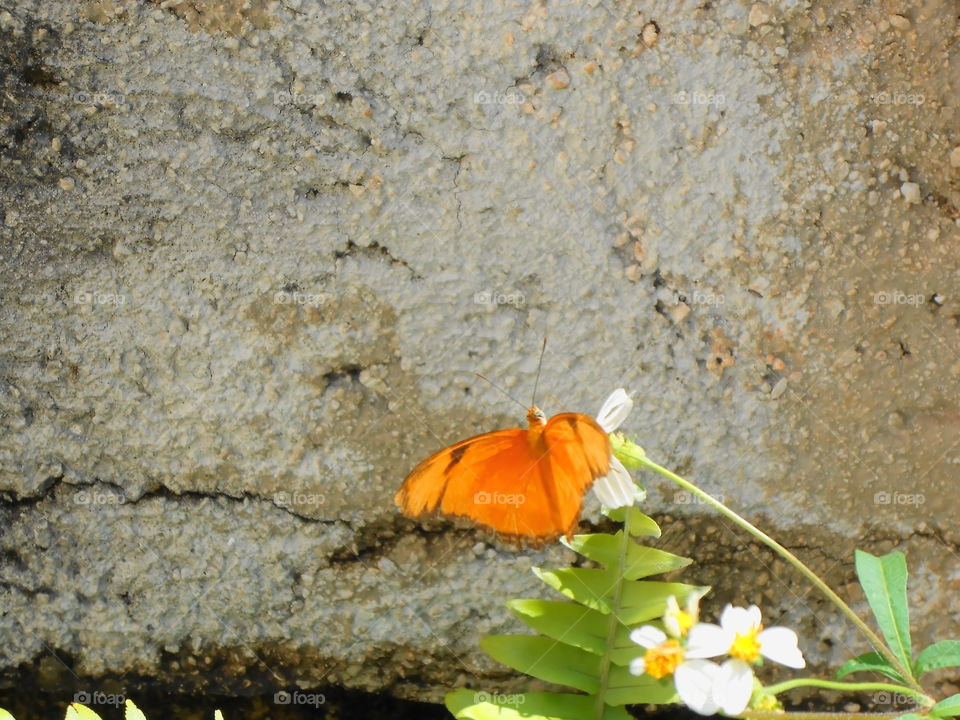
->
(592, 511), (633, 720)
(617, 445), (924, 695)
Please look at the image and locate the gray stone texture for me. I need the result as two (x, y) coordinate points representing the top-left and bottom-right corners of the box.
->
(1, 0), (959, 706)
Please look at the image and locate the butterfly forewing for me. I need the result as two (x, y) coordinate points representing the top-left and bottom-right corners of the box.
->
(395, 410), (612, 543)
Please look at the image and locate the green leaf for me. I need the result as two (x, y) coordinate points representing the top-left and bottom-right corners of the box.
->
(836, 652), (906, 683)
(603, 507), (659, 537)
(506, 599), (611, 655)
(445, 690), (632, 720)
(933, 694), (960, 717)
(562, 532), (692, 579)
(855, 550), (913, 674)
(618, 581), (709, 626)
(534, 567), (702, 624)
(481, 635), (601, 692)
(917, 641), (960, 676)
(605, 665), (677, 706)
(533, 567), (618, 612)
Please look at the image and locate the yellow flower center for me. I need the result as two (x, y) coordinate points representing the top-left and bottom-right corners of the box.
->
(729, 625), (763, 662)
(643, 639), (684, 679)
(673, 609), (695, 636)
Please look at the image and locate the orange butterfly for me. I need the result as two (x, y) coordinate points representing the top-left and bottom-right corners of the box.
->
(394, 404), (613, 544)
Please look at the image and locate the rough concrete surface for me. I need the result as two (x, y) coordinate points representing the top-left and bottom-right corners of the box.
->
(1, 0), (959, 713)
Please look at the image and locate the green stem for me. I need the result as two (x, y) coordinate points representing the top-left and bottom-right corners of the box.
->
(593, 509), (633, 720)
(764, 678), (931, 705)
(742, 712), (920, 720)
(616, 446), (923, 695)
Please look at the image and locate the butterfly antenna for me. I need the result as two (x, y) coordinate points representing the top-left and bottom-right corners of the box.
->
(475, 374), (527, 411)
(531, 337), (547, 407)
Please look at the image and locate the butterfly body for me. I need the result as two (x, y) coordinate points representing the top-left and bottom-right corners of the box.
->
(395, 406), (612, 544)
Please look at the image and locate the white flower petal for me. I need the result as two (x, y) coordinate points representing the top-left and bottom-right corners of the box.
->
(630, 625), (667, 649)
(596, 388), (633, 432)
(758, 627), (806, 668)
(592, 457), (635, 508)
(629, 657), (646, 677)
(675, 660), (722, 716)
(720, 604), (758, 634)
(663, 595), (682, 637)
(685, 623), (731, 658)
(714, 659), (754, 715)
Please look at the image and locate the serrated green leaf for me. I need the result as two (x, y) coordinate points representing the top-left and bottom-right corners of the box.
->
(605, 664), (678, 706)
(534, 567), (618, 612)
(836, 652), (906, 683)
(481, 635), (601, 692)
(603, 506), (659, 537)
(932, 695), (960, 717)
(534, 567), (701, 624)
(507, 599), (611, 655)
(855, 550), (913, 675)
(562, 532), (691, 579)
(917, 641), (960, 676)
(445, 690), (632, 720)
(618, 581), (709, 626)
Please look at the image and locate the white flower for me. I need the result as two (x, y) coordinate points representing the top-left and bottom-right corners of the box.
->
(593, 389), (636, 508)
(686, 604), (805, 668)
(596, 388), (633, 432)
(681, 604), (805, 715)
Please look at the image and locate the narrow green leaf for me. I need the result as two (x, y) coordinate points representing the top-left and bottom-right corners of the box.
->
(506, 599), (610, 655)
(855, 550), (913, 674)
(605, 664), (678, 706)
(481, 635), (601, 692)
(604, 506), (659, 537)
(933, 694), (960, 716)
(916, 641), (960, 676)
(562, 532), (692, 579)
(836, 652), (906, 683)
(445, 690), (632, 720)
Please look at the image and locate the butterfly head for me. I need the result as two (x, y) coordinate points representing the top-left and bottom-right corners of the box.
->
(526, 406), (547, 427)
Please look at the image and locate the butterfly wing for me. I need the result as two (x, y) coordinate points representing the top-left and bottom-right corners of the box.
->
(395, 412), (612, 543)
